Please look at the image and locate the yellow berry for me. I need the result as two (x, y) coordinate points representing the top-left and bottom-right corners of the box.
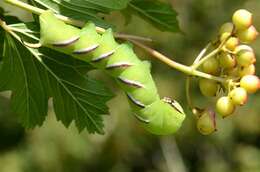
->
(237, 26), (258, 43)
(236, 50), (256, 67)
(240, 75), (260, 93)
(229, 87), (248, 105)
(219, 22), (234, 34)
(216, 96), (235, 118)
(197, 109), (216, 135)
(199, 79), (219, 97)
(225, 37), (239, 51)
(202, 57), (219, 75)
(232, 9), (253, 30)
(238, 64), (255, 77)
(235, 45), (253, 53)
(219, 52), (236, 69)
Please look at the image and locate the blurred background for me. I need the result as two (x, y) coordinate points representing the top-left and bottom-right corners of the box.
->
(0, 0), (260, 172)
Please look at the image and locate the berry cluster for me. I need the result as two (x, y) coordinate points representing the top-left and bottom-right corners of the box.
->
(196, 9), (260, 135)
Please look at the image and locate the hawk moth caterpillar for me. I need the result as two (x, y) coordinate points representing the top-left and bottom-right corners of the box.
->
(39, 11), (185, 135)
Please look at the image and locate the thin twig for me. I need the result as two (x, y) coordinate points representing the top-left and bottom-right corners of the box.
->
(115, 33), (153, 42)
(185, 76), (194, 110)
(129, 39), (226, 83)
(191, 35), (230, 69)
(193, 43), (211, 65)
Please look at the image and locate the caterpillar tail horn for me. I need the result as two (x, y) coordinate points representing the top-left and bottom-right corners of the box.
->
(39, 10), (186, 135)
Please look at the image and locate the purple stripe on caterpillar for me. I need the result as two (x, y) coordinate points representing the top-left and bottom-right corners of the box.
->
(133, 113), (150, 124)
(106, 62), (133, 70)
(126, 93), (145, 108)
(73, 44), (99, 54)
(163, 97), (183, 114)
(118, 77), (145, 88)
(52, 36), (80, 47)
(91, 50), (115, 62)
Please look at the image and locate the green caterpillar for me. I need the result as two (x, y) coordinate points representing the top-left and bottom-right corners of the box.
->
(39, 11), (185, 135)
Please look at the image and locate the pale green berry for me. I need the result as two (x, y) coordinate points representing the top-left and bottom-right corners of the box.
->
(219, 22), (234, 34)
(229, 87), (248, 105)
(232, 9), (253, 30)
(238, 64), (255, 77)
(240, 75), (260, 93)
(220, 32), (231, 42)
(235, 44), (253, 53)
(225, 37), (239, 51)
(237, 26), (258, 43)
(219, 53), (236, 69)
(197, 109), (216, 135)
(236, 50), (256, 67)
(199, 79), (219, 97)
(216, 96), (235, 118)
(202, 57), (219, 75)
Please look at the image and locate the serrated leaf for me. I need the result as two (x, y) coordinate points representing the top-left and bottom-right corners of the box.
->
(0, 28), (114, 133)
(38, 48), (113, 133)
(129, 0), (181, 33)
(0, 34), (48, 127)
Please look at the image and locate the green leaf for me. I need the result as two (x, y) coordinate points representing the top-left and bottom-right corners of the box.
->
(0, 30), (114, 133)
(31, 0), (130, 28)
(128, 0), (181, 33)
(54, 0), (130, 12)
(0, 34), (48, 128)
(39, 48), (113, 133)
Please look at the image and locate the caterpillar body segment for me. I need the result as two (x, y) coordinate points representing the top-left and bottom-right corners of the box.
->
(39, 11), (185, 135)
(139, 99), (185, 135)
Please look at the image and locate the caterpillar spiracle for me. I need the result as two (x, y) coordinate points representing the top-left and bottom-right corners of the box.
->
(39, 11), (185, 135)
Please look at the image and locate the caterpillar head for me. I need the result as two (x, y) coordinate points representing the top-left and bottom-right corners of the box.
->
(136, 98), (185, 135)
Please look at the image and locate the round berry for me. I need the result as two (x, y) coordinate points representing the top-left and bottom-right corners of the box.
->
(238, 64), (255, 77)
(235, 44), (253, 53)
(202, 57), (219, 75)
(219, 53), (236, 69)
(229, 87), (248, 105)
(237, 26), (258, 43)
(199, 79), (219, 97)
(232, 9), (253, 30)
(197, 109), (216, 135)
(236, 50), (256, 67)
(225, 37), (239, 51)
(219, 22), (234, 34)
(220, 32), (231, 42)
(240, 75), (260, 93)
(216, 96), (235, 118)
